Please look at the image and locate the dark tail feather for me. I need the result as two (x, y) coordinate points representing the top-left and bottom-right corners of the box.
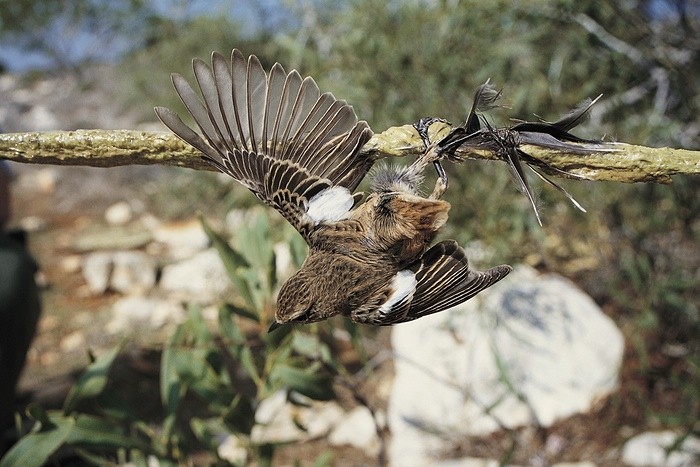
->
(465, 79), (502, 134)
(549, 94), (602, 132)
(506, 149), (542, 226)
(511, 94), (602, 142)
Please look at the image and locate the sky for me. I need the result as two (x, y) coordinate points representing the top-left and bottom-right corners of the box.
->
(0, 0), (294, 71)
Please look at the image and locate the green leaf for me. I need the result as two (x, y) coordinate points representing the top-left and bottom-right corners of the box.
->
(256, 443), (275, 467)
(313, 450), (334, 467)
(217, 307), (261, 384)
(223, 394), (255, 434)
(239, 346), (261, 386)
(236, 212), (272, 271)
(286, 228), (308, 269)
(263, 321), (294, 347)
(160, 326), (188, 414)
(221, 302), (259, 323)
(291, 333), (323, 359)
(189, 417), (217, 448)
(269, 365), (335, 401)
(125, 449), (150, 467)
(67, 414), (151, 452)
(200, 215), (257, 309)
(94, 390), (139, 423)
(183, 304), (213, 344)
(26, 404), (51, 427)
(63, 344), (122, 414)
(218, 305), (246, 345)
(0, 416), (73, 467)
(343, 319), (367, 363)
(292, 332), (334, 366)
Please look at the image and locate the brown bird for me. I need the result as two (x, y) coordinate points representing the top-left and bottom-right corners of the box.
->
(155, 49), (511, 327)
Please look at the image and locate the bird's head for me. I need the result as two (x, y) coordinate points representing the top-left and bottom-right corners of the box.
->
(272, 272), (324, 329)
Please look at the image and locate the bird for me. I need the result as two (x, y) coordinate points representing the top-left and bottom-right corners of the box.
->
(154, 49), (512, 328)
(428, 79), (602, 225)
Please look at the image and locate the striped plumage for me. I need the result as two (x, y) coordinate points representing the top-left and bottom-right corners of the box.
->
(155, 49), (511, 327)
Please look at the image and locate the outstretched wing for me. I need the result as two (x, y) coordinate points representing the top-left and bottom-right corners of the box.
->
(403, 240), (511, 322)
(155, 49), (374, 241)
(354, 240), (511, 325)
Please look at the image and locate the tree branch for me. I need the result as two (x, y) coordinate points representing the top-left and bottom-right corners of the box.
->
(0, 125), (698, 184)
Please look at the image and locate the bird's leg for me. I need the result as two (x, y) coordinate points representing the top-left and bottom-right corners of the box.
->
(412, 117), (451, 199)
(430, 160), (448, 199)
(413, 117), (446, 149)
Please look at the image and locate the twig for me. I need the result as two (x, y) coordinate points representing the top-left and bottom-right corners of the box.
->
(0, 126), (698, 184)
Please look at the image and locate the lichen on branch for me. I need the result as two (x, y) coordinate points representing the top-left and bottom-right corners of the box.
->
(0, 125), (698, 184)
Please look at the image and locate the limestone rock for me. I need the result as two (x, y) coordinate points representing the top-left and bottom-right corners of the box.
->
(217, 434), (247, 465)
(159, 248), (230, 301)
(150, 218), (209, 260)
(110, 251), (157, 294)
(105, 201), (133, 225)
(82, 252), (112, 294)
(622, 431), (700, 467)
(251, 391), (349, 445)
(81, 250), (157, 295)
(251, 390), (306, 444)
(328, 406), (380, 457)
(389, 265), (625, 466)
(107, 296), (185, 334)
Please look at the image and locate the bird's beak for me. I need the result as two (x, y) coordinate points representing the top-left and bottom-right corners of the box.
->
(268, 320), (284, 333)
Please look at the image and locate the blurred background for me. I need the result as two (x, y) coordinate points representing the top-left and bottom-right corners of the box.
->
(0, 0), (697, 465)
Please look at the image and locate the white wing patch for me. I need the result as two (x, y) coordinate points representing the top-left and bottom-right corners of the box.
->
(307, 186), (354, 224)
(379, 270), (417, 315)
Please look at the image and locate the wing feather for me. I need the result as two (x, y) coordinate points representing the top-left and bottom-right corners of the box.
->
(264, 63), (286, 158)
(230, 49), (250, 148)
(155, 49), (374, 243)
(211, 52), (240, 150)
(245, 54), (267, 152)
(402, 240), (511, 323)
(192, 58), (230, 152)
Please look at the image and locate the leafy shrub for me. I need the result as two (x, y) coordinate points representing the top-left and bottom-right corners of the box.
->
(1, 212), (367, 466)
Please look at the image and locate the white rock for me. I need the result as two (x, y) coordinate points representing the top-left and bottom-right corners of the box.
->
(110, 251), (157, 294)
(225, 209), (250, 232)
(82, 252), (113, 294)
(251, 391), (349, 445)
(328, 406), (380, 457)
(273, 242), (294, 281)
(149, 299), (186, 328)
(254, 389), (288, 425)
(105, 201), (133, 225)
(300, 401), (345, 438)
(435, 459), (501, 467)
(107, 296), (154, 333)
(107, 296), (185, 334)
(159, 248), (230, 301)
(217, 434), (247, 465)
(552, 463), (597, 467)
(622, 431), (700, 467)
(18, 216), (47, 232)
(82, 251), (157, 295)
(60, 255), (82, 273)
(389, 265), (624, 466)
(25, 105), (59, 131)
(35, 168), (58, 193)
(251, 390), (305, 444)
(0, 74), (17, 92)
(151, 218), (209, 259)
(59, 330), (86, 352)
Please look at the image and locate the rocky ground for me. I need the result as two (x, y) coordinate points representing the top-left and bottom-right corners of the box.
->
(2, 67), (698, 466)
